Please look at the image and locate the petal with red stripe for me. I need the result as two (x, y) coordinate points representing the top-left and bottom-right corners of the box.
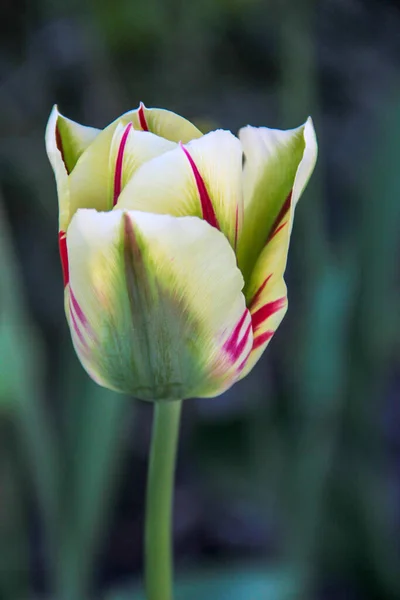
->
(67, 105), (202, 228)
(66, 209), (251, 400)
(237, 118), (317, 281)
(132, 102), (203, 143)
(109, 124), (176, 206)
(116, 130), (243, 249)
(239, 200), (292, 379)
(45, 105), (100, 231)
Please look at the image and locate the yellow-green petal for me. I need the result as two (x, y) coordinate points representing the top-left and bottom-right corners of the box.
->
(108, 124), (176, 206)
(66, 209), (252, 400)
(237, 117), (317, 281)
(116, 130), (244, 249)
(239, 120), (316, 378)
(239, 204), (291, 379)
(45, 106), (100, 230)
(55, 108), (100, 173)
(67, 105), (202, 228)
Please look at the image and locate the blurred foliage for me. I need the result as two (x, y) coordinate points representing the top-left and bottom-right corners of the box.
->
(110, 566), (299, 600)
(0, 0), (400, 599)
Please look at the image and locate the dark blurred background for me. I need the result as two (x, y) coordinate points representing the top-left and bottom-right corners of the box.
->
(1, 0), (400, 598)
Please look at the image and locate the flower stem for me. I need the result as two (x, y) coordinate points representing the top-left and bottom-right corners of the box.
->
(145, 400), (182, 600)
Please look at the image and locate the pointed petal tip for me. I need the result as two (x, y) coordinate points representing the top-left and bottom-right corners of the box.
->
(239, 117), (316, 141)
(303, 116), (318, 153)
(138, 102), (149, 131)
(46, 104), (68, 132)
(50, 104), (59, 117)
(45, 105), (59, 142)
(45, 104), (69, 178)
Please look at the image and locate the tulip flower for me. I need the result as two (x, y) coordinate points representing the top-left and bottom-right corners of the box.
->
(46, 103), (317, 402)
(46, 102), (317, 600)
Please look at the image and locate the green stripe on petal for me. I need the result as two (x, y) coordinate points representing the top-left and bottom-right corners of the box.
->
(116, 130), (244, 249)
(237, 118), (317, 282)
(66, 210), (252, 400)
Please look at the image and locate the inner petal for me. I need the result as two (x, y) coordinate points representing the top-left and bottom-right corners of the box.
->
(180, 143), (220, 229)
(113, 123), (133, 206)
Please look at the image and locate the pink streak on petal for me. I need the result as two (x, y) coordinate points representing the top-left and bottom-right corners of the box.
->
(180, 143), (220, 229)
(58, 231), (69, 286)
(235, 323), (252, 357)
(266, 191), (292, 244)
(69, 302), (88, 348)
(251, 297), (286, 332)
(223, 310), (251, 362)
(113, 122), (133, 206)
(249, 274), (273, 310)
(225, 310), (247, 349)
(138, 102), (149, 131)
(237, 357), (249, 373)
(70, 288), (89, 328)
(253, 330), (274, 350)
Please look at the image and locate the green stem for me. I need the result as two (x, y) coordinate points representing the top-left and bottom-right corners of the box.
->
(145, 400), (182, 600)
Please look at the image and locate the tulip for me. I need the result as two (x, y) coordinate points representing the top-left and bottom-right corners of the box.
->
(46, 103), (317, 402)
(46, 102), (317, 600)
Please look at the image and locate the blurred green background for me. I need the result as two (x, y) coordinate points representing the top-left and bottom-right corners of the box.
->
(1, 0), (400, 598)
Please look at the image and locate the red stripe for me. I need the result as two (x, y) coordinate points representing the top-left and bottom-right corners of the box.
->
(266, 191), (292, 244)
(226, 310), (247, 348)
(138, 102), (149, 131)
(251, 297), (286, 332)
(249, 274), (273, 310)
(223, 310), (251, 362)
(69, 302), (88, 348)
(181, 144), (220, 229)
(235, 323), (252, 357)
(113, 122), (133, 206)
(58, 231), (69, 286)
(253, 330), (274, 350)
(70, 288), (89, 328)
(237, 357), (248, 373)
(268, 220), (287, 242)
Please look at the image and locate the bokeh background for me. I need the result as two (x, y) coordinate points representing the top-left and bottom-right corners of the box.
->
(1, 0), (400, 598)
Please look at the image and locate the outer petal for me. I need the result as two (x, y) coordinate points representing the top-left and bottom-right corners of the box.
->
(53, 107), (100, 173)
(116, 130), (244, 249)
(238, 214), (289, 379)
(237, 118), (317, 280)
(45, 106), (69, 232)
(67, 105), (202, 226)
(239, 124), (316, 378)
(66, 210), (252, 400)
(45, 105), (100, 230)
